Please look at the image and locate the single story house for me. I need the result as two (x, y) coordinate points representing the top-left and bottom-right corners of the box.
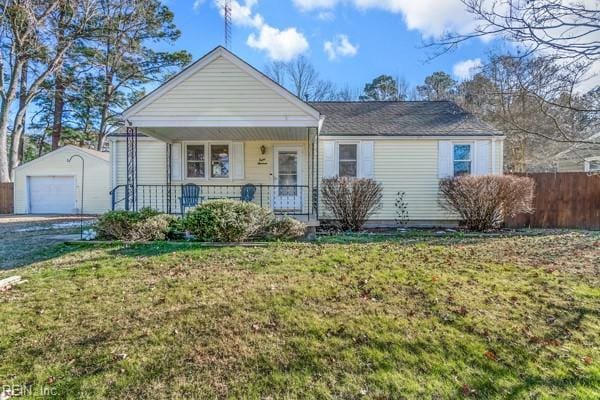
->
(551, 132), (600, 173)
(109, 46), (504, 225)
(13, 145), (111, 214)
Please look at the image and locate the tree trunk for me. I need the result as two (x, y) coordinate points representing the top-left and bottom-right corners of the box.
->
(0, 61), (24, 183)
(9, 62), (28, 172)
(51, 15), (66, 151)
(51, 71), (66, 150)
(97, 69), (114, 150)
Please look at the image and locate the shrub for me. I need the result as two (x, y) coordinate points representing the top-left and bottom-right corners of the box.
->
(185, 200), (273, 242)
(183, 206), (218, 241)
(439, 175), (535, 231)
(96, 208), (174, 241)
(320, 177), (383, 231)
(263, 216), (307, 241)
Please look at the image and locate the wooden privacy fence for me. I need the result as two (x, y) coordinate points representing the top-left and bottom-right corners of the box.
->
(506, 173), (600, 230)
(0, 183), (13, 214)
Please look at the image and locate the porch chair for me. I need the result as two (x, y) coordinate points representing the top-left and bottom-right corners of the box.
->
(240, 184), (256, 202)
(179, 183), (201, 216)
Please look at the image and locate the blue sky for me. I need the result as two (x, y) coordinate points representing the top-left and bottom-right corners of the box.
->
(163, 0), (502, 91)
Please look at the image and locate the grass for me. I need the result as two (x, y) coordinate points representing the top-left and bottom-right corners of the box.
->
(0, 231), (598, 399)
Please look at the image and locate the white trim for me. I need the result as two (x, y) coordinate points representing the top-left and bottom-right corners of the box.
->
(108, 136), (159, 142)
(122, 46), (320, 122)
(127, 116), (319, 128)
(491, 138), (497, 174)
(319, 135), (505, 140)
(272, 145), (303, 210)
(15, 145), (109, 171)
(182, 141), (234, 181)
(452, 142), (474, 176)
(584, 156), (600, 172)
(111, 141), (118, 188)
(335, 140), (360, 178)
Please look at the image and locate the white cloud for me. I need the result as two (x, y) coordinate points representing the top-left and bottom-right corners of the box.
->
(317, 11), (335, 21)
(293, 0), (340, 11)
(214, 0), (309, 61)
(453, 58), (482, 80)
(248, 25), (309, 62)
(193, 0), (206, 11)
(292, 0), (476, 38)
(324, 34), (358, 60)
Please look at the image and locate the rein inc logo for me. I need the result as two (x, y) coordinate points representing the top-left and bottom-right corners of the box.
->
(1, 384), (57, 398)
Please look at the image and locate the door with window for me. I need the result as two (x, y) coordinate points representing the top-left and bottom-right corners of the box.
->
(273, 146), (302, 211)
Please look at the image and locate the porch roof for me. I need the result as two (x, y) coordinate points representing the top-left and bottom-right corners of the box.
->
(110, 126), (316, 142)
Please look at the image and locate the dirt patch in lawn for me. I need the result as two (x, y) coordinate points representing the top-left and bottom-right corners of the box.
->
(0, 215), (96, 269)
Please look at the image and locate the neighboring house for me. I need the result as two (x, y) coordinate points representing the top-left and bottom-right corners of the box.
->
(110, 46), (504, 225)
(551, 132), (600, 173)
(13, 145), (111, 214)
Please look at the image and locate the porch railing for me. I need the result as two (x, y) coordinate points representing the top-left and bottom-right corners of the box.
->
(110, 184), (315, 217)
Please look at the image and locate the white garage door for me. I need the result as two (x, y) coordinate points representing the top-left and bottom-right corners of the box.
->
(28, 176), (76, 214)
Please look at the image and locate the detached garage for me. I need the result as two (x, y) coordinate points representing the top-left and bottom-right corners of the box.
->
(14, 145), (110, 214)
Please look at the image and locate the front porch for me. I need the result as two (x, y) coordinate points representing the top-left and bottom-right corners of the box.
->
(111, 46), (324, 222)
(110, 127), (320, 222)
(111, 182), (316, 219)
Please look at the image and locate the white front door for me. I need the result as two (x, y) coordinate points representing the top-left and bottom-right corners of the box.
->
(272, 146), (302, 211)
(28, 176), (76, 214)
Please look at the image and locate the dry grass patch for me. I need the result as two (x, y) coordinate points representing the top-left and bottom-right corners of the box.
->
(0, 231), (598, 399)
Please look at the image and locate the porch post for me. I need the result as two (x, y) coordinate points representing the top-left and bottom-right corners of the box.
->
(307, 128), (311, 218)
(166, 143), (172, 214)
(125, 125), (138, 211)
(315, 128), (319, 220)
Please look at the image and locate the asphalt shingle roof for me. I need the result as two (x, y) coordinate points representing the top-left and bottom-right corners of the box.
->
(310, 101), (502, 137)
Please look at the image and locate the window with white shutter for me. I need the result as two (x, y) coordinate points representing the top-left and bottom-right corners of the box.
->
(338, 144), (358, 177)
(453, 144), (472, 176)
(323, 141), (336, 177)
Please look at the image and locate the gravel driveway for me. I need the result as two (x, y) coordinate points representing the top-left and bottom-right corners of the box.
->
(0, 215), (96, 269)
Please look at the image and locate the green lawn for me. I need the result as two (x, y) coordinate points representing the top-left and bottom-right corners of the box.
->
(0, 231), (598, 399)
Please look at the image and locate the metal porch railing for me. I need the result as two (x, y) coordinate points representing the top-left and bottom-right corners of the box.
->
(110, 184), (315, 217)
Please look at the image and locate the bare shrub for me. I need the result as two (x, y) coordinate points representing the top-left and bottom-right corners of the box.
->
(439, 175), (535, 231)
(264, 217), (307, 241)
(321, 177), (383, 231)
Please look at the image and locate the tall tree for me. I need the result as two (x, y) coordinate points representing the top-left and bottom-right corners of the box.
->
(0, 0), (96, 181)
(82, 0), (191, 149)
(431, 0), (599, 147)
(359, 75), (400, 101)
(417, 72), (457, 101)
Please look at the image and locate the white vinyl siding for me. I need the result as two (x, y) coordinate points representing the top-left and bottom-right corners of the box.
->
(114, 139), (167, 185)
(113, 138), (309, 187)
(14, 146), (110, 214)
(134, 56), (313, 120)
(319, 137), (503, 221)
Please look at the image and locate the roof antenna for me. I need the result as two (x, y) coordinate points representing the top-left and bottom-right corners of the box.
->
(224, 0), (232, 50)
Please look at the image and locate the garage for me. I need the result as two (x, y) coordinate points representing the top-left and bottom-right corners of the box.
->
(13, 145), (111, 215)
(28, 176), (76, 214)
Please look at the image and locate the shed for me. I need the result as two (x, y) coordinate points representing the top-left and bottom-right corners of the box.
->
(13, 145), (110, 214)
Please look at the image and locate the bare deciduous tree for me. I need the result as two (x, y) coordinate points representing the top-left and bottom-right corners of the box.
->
(429, 0), (600, 162)
(435, 0), (600, 60)
(264, 57), (344, 101)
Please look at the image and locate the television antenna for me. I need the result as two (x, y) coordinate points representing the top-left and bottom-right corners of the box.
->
(224, 0), (232, 49)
